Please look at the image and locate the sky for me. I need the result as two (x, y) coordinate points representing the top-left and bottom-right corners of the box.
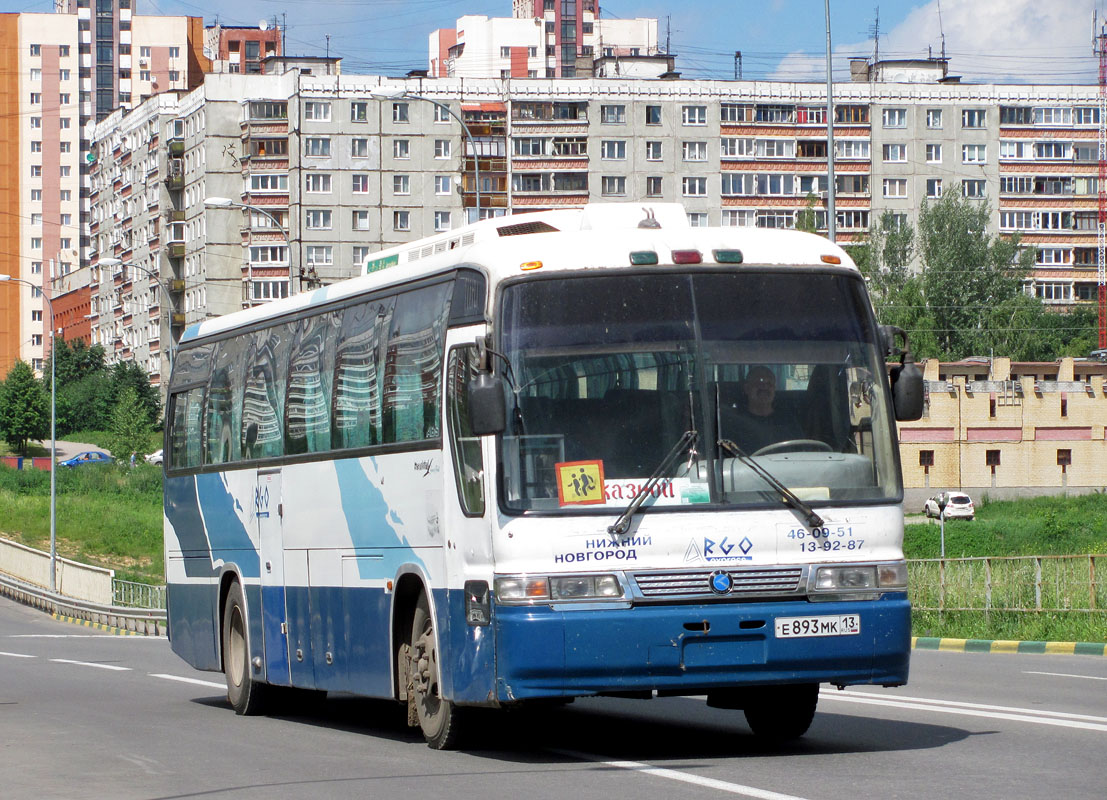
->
(4, 0), (1106, 84)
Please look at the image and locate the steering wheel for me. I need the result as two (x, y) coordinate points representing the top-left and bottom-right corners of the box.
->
(751, 439), (834, 456)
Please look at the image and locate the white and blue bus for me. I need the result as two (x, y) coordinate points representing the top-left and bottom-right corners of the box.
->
(164, 203), (923, 748)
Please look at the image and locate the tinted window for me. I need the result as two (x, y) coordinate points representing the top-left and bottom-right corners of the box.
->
(285, 312), (338, 454)
(205, 337), (246, 465)
(332, 296), (395, 450)
(383, 283), (452, 443)
(242, 325), (290, 460)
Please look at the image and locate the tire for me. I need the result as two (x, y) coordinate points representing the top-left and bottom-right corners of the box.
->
(410, 593), (465, 749)
(223, 580), (269, 716)
(743, 683), (819, 742)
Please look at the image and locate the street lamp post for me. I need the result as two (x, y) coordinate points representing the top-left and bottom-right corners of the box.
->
(0, 274), (57, 592)
(204, 197), (295, 300)
(369, 88), (482, 222)
(99, 258), (176, 371)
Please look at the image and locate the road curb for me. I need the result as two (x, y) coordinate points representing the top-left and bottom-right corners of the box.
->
(913, 635), (1107, 656)
(51, 612), (150, 636)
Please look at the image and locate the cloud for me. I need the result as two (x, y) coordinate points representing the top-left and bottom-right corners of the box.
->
(772, 0), (1096, 84)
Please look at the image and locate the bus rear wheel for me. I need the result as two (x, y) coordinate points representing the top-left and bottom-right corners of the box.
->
(223, 580), (268, 716)
(742, 683), (819, 742)
(410, 593), (465, 749)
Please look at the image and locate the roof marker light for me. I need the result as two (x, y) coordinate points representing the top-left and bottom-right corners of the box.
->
(671, 249), (702, 264)
(629, 250), (659, 265)
(821, 254), (843, 265)
(712, 249), (744, 264)
(520, 261), (543, 271)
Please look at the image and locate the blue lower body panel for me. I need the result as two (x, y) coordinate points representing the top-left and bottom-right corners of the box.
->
(492, 594), (911, 702)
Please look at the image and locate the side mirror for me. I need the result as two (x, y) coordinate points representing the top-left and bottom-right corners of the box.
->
(882, 325), (924, 421)
(890, 355), (924, 421)
(468, 372), (507, 436)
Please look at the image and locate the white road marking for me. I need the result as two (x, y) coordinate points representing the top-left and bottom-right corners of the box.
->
(50, 658), (131, 671)
(821, 689), (1107, 732)
(149, 673), (226, 690)
(0, 651), (35, 658)
(552, 749), (811, 800)
(1024, 670), (1107, 682)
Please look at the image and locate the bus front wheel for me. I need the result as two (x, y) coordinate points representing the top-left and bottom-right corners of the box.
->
(742, 683), (819, 742)
(223, 580), (268, 716)
(410, 593), (465, 749)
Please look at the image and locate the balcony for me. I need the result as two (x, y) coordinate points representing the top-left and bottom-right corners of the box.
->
(168, 140), (185, 157)
(167, 242), (186, 258)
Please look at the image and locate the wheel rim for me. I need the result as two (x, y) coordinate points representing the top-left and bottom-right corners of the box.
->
(413, 616), (444, 735)
(228, 604), (245, 687)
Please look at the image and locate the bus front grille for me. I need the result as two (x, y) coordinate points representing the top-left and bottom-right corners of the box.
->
(630, 567), (805, 599)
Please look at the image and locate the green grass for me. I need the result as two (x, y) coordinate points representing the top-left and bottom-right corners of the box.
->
(0, 463), (163, 584)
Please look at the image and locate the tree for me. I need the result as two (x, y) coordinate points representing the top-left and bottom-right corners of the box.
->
(107, 386), (151, 463)
(917, 193), (1036, 360)
(49, 337), (106, 390)
(795, 193), (820, 234)
(0, 360), (49, 454)
(108, 360), (161, 427)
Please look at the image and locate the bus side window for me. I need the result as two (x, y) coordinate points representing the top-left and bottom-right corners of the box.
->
(383, 282), (452, 443)
(205, 337), (246, 465)
(169, 387), (205, 470)
(446, 346), (485, 515)
(332, 296), (395, 450)
(242, 325), (290, 460)
(285, 311), (338, 455)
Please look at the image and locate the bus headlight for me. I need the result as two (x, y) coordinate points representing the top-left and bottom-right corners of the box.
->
(815, 566), (877, 590)
(495, 574), (624, 603)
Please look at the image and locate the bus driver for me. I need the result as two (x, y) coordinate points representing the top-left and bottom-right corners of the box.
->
(723, 365), (806, 453)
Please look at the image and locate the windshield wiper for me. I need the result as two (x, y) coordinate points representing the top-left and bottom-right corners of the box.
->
(717, 438), (824, 529)
(608, 429), (698, 541)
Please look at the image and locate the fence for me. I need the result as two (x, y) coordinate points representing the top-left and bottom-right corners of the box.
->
(908, 555), (1107, 613)
(113, 578), (166, 610)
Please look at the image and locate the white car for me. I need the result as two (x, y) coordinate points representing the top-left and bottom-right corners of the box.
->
(923, 491), (974, 520)
(145, 448), (163, 466)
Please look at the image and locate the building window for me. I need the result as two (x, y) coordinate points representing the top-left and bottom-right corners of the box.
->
(926, 108), (943, 128)
(682, 141), (707, 161)
(682, 105), (707, 126)
(393, 174), (410, 195)
(962, 108), (986, 128)
(434, 104), (451, 123)
(434, 139), (451, 158)
(926, 178), (942, 199)
(882, 143), (906, 162)
(882, 108), (906, 128)
(304, 173), (332, 193)
(687, 212), (708, 227)
(985, 449), (1001, 467)
(434, 211), (452, 231)
(394, 210), (410, 231)
(601, 176), (626, 196)
(351, 138), (369, 158)
(393, 140), (410, 159)
(645, 140), (662, 161)
(883, 178), (907, 198)
(392, 102), (409, 123)
(601, 140), (626, 160)
(350, 101), (368, 122)
(682, 176), (707, 196)
(919, 450), (935, 468)
(925, 143), (942, 163)
(352, 211), (370, 231)
(305, 209), (332, 229)
(645, 176), (662, 197)
(303, 101), (331, 121)
(962, 179), (986, 198)
(645, 105), (661, 125)
(306, 245), (333, 266)
(962, 144), (987, 164)
(1057, 449), (1072, 467)
(434, 175), (451, 195)
(600, 104), (626, 124)
(303, 137), (331, 157)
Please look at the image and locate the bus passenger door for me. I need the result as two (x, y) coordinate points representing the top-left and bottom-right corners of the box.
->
(257, 469), (291, 686)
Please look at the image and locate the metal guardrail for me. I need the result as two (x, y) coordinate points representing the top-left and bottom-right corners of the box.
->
(0, 569), (166, 636)
(908, 554), (1107, 613)
(113, 578), (166, 610)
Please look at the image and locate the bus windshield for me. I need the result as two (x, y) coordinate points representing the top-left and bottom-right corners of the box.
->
(497, 270), (900, 513)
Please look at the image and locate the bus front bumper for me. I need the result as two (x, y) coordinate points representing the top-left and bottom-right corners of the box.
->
(491, 594), (910, 703)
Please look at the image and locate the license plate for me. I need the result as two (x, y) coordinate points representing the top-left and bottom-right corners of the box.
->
(775, 615), (861, 638)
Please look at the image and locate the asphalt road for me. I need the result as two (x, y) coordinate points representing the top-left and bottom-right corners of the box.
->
(2, 596), (1105, 800)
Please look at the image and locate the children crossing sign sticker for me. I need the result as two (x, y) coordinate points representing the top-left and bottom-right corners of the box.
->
(555, 460), (606, 506)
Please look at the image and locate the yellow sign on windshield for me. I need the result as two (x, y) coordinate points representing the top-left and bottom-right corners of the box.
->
(555, 460), (606, 506)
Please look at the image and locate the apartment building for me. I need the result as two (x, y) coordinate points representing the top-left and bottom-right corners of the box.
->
(430, 3), (660, 79)
(0, 5), (202, 378)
